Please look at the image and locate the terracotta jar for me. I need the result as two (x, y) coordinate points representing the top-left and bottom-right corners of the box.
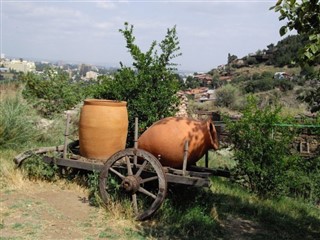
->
(79, 99), (128, 161)
(138, 117), (219, 168)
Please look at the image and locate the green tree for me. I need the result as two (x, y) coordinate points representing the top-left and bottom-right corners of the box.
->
(271, 0), (320, 64)
(21, 69), (89, 117)
(268, 35), (305, 67)
(185, 76), (200, 89)
(94, 22), (181, 144)
(227, 53), (237, 65)
(271, 0), (320, 112)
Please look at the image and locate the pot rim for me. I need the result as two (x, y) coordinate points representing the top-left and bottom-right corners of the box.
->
(84, 99), (127, 106)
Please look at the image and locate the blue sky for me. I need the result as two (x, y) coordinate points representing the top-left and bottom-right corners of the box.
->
(1, 0), (287, 72)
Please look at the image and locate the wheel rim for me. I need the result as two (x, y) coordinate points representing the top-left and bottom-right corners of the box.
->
(99, 148), (167, 221)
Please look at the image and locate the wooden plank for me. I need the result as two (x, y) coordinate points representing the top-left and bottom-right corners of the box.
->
(43, 156), (104, 172)
(166, 173), (210, 187)
(14, 145), (64, 166)
(167, 167), (212, 178)
(188, 165), (230, 178)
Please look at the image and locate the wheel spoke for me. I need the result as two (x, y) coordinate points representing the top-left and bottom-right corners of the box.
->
(135, 160), (148, 177)
(109, 167), (125, 180)
(141, 176), (158, 184)
(126, 157), (133, 176)
(138, 186), (157, 199)
(132, 193), (138, 214)
(99, 149), (167, 221)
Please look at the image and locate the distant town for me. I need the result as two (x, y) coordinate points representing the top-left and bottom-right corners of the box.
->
(0, 53), (219, 104)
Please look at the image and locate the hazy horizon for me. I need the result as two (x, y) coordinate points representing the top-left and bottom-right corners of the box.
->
(1, 0), (287, 72)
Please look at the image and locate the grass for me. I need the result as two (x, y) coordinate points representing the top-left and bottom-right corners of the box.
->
(210, 178), (320, 239)
(232, 64), (301, 77)
(0, 95), (40, 149)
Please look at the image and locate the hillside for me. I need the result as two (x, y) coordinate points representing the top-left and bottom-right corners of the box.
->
(189, 35), (320, 116)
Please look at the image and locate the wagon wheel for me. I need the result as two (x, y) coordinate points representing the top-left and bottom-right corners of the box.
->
(99, 148), (167, 221)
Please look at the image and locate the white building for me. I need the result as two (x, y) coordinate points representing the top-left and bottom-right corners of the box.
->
(85, 71), (98, 80)
(2, 59), (36, 73)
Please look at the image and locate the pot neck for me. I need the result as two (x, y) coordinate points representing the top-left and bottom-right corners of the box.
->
(205, 120), (219, 150)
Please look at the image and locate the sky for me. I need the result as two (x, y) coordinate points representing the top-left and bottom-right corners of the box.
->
(1, 0), (288, 72)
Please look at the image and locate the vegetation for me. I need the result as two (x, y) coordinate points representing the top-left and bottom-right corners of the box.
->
(0, 95), (39, 149)
(271, 0), (320, 112)
(215, 84), (244, 110)
(267, 35), (305, 67)
(21, 68), (92, 118)
(94, 22), (181, 143)
(271, 0), (320, 65)
(226, 96), (320, 203)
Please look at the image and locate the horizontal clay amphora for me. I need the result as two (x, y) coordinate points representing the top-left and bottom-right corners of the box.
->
(79, 99), (128, 161)
(138, 117), (219, 168)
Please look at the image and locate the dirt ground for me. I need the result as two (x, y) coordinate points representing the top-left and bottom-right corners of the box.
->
(0, 181), (139, 240)
(1, 180), (274, 240)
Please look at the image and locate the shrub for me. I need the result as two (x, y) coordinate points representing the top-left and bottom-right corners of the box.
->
(21, 154), (59, 181)
(226, 96), (295, 197)
(0, 96), (39, 149)
(21, 69), (91, 118)
(275, 78), (294, 91)
(94, 23), (181, 144)
(215, 84), (243, 109)
(244, 78), (275, 93)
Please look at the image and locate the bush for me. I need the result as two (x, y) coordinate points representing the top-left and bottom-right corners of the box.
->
(0, 96), (39, 149)
(94, 23), (181, 144)
(244, 78), (275, 93)
(21, 69), (91, 118)
(275, 79), (294, 91)
(21, 154), (59, 181)
(215, 84), (244, 109)
(226, 96), (295, 197)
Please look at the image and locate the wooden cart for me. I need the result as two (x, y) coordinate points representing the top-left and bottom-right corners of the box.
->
(14, 116), (229, 221)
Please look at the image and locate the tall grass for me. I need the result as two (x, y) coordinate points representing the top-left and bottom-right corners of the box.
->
(0, 95), (39, 149)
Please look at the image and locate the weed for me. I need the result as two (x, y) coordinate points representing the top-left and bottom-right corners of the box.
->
(0, 96), (39, 149)
(87, 171), (103, 207)
(124, 228), (145, 240)
(98, 229), (119, 239)
(0, 220), (4, 230)
(11, 223), (23, 230)
(21, 154), (59, 181)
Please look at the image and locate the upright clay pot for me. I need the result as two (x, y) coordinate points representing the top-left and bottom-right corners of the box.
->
(79, 99), (128, 161)
(138, 117), (219, 168)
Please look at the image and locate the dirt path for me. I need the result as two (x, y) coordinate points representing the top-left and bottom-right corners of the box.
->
(0, 180), (293, 240)
(0, 181), (137, 240)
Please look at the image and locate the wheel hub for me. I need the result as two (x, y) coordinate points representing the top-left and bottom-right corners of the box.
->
(121, 175), (141, 193)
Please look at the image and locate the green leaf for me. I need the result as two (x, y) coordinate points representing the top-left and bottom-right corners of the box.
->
(304, 51), (313, 59)
(310, 44), (318, 54)
(279, 26), (288, 36)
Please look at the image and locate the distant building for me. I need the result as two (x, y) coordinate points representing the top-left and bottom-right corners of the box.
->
(85, 71), (98, 80)
(274, 72), (290, 80)
(0, 67), (9, 73)
(1, 59), (36, 73)
(194, 74), (213, 86)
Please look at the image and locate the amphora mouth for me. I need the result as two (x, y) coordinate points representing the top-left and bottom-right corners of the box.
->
(206, 120), (219, 150)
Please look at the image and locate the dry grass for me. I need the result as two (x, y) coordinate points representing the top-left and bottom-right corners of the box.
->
(0, 82), (23, 101)
(233, 64), (301, 76)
